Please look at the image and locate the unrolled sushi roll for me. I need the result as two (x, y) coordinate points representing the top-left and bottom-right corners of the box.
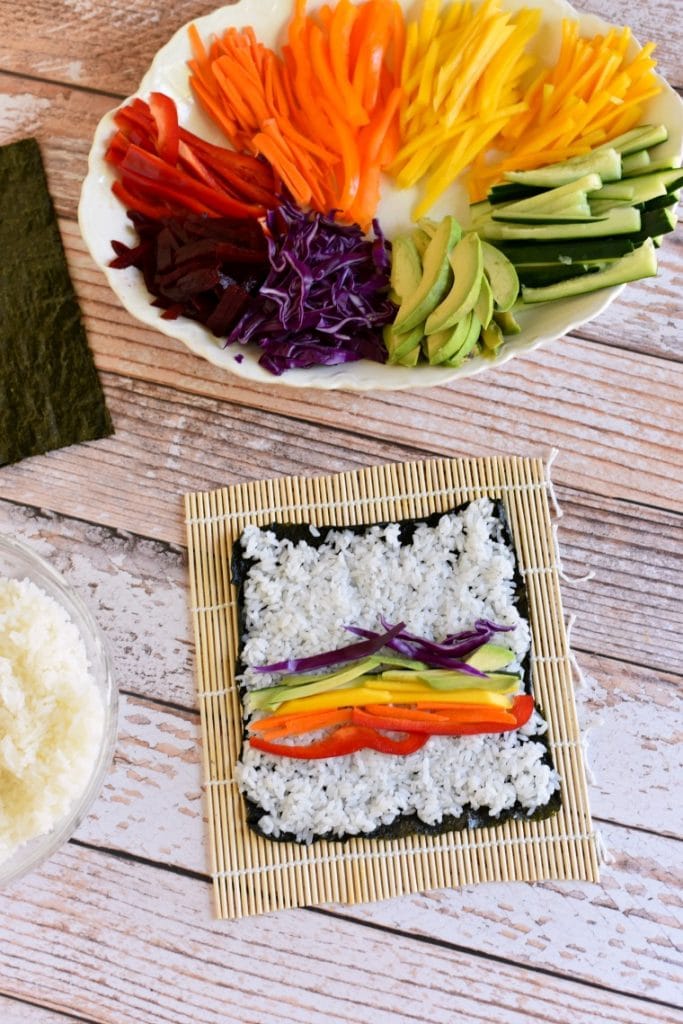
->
(232, 498), (561, 845)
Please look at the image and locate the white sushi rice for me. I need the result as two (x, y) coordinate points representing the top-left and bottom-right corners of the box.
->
(234, 499), (560, 843)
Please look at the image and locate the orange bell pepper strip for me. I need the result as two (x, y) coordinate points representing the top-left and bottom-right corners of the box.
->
(330, 0), (369, 126)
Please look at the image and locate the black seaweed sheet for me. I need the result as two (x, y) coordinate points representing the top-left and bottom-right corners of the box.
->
(231, 501), (561, 845)
(0, 138), (112, 466)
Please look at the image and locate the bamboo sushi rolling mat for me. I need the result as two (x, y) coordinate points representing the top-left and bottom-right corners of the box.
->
(185, 455), (598, 919)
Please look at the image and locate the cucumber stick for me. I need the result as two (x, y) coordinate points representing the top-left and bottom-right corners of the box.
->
(521, 240), (657, 303)
(504, 148), (621, 187)
(480, 206), (640, 242)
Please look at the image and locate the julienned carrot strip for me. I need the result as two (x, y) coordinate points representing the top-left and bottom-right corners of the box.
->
(187, 23), (208, 66)
(186, 3), (404, 224)
(253, 130), (313, 206)
(250, 708), (351, 736)
(275, 114), (337, 165)
(189, 75), (239, 142)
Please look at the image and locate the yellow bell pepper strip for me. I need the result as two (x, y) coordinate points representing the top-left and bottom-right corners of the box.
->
(392, 0), (541, 213)
(274, 686), (513, 716)
(249, 725), (428, 759)
(472, 22), (663, 199)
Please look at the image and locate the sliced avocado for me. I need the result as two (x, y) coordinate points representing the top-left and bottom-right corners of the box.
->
(494, 310), (521, 335)
(444, 312), (482, 367)
(390, 235), (422, 300)
(424, 232), (483, 334)
(480, 320), (504, 356)
(394, 215), (462, 332)
(410, 670), (520, 692)
(425, 312), (475, 365)
(481, 240), (519, 311)
(384, 322), (424, 364)
(411, 227), (432, 258)
(247, 656), (379, 711)
(466, 643), (516, 671)
(474, 273), (494, 328)
(418, 217), (439, 238)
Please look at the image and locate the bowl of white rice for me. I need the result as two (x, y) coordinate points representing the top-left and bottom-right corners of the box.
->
(0, 535), (117, 886)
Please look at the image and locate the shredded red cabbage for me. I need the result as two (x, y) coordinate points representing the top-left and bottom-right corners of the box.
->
(343, 619), (515, 676)
(226, 202), (396, 375)
(254, 621), (407, 674)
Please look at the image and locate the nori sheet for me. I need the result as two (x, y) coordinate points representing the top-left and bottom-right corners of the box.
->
(231, 501), (562, 845)
(0, 138), (113, 466)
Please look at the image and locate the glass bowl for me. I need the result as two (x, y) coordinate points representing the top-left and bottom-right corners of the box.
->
(0, 534), (118, 887)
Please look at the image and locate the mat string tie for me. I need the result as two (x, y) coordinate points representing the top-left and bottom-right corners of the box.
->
(551, 523), (596, 584)
(595, 829), (614, 866)
(545, 447), (563, 519)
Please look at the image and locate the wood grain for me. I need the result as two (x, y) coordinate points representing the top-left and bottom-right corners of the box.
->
(1, 393), (681, 671)
(0, 0), (680, 97)
(1, 841), (681, 1024)
(0, 997), (91, 1024)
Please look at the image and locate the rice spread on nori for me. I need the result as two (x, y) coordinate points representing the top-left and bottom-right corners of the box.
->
(232, 499), (561, 845)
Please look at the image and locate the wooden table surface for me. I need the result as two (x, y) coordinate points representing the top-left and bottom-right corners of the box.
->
(1, 1), (682, 1021)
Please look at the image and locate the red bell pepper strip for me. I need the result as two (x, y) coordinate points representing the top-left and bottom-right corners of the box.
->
(149, 92), (180, 165)
(121, 144), (266, 218)
(249, 725), (428, 759)
(119, 167), (217, 215)
(111, 179), (175, 220)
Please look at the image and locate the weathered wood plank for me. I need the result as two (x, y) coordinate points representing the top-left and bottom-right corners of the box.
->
(1, 841), (681, 1024)
(0, 73), (680, 362)
(85, 339), (681, 515)
(555, 488), (683, 674)
(0, 0), (680, 97)
(0, 996), (91, 1024)
(1, 418), (681, 678)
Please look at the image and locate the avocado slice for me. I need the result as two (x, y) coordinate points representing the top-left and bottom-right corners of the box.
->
(444, 312), (482, 367)
(390, 235), (422, 300)
(481, 240), (519, 312)
(480, 320), (504, 357)
(411, 227), (432, 258)
(425, 312), (474, 365)
(424, 232), (483, 335)
(466, 643), (516, 671)
(384, 322), (424, 364)
(394, 215), (461, 332)
(493, 310), (521, 335)
(474, 273), (494, 328)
